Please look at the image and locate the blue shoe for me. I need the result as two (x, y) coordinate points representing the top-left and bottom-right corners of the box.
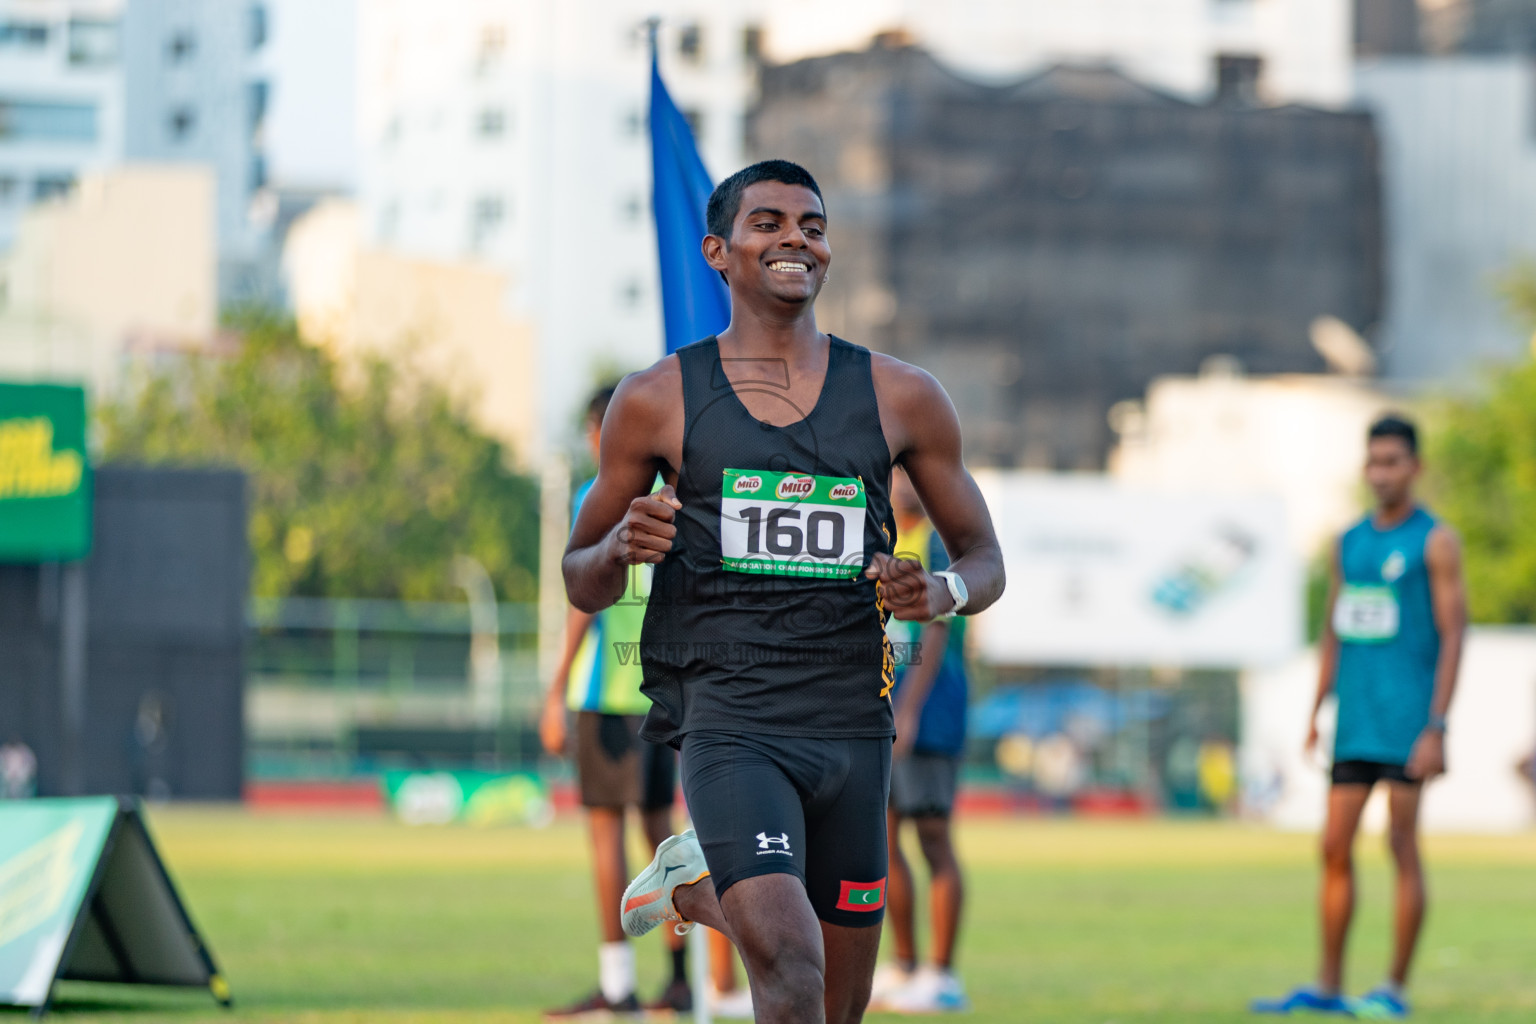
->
(1251, 986), (1354, 1015)
(1349, 987), (1409, 1019)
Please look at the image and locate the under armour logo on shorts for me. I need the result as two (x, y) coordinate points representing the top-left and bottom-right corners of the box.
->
(756, 831), (792, 855)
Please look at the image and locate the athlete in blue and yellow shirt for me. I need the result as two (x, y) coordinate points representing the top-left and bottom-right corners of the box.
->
(539, 387), (688, 1017)
(1255, 415), (1466, 1020)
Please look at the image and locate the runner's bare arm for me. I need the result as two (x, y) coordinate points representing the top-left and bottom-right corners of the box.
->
(1307, 539), (1343, 756)
(869, 356), (1004, 619)
(562, 363), (683, 613)
(1408, 525), (1467, 779)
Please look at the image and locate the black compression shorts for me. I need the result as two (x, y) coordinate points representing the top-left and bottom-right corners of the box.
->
(1331, 759), (1414, 787)
(680, 732), (891, 928)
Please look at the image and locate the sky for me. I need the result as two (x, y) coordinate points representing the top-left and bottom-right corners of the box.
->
(264, 0), (358, 192)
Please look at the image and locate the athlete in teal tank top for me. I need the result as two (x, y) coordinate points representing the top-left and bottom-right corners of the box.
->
(1332, 506), (1441, 765)
(1255, 416), (1467, 1020)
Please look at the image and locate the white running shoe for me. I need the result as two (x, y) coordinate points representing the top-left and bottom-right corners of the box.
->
(620, 829), (710, 938)
(867, 963), (915, 1010)
(884, 965), (969, 1013)
(709, 984), (755, 1019)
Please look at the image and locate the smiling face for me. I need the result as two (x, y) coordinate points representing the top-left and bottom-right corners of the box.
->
(703, 180), (830, 308)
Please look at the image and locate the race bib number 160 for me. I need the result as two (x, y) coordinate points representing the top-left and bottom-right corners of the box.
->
(721, 468), (867, 579)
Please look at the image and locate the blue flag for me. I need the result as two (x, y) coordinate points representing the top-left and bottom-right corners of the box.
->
(650, 47), (731, 354)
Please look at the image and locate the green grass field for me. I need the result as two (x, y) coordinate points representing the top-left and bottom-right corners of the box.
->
(16, 810), (1536, 1023)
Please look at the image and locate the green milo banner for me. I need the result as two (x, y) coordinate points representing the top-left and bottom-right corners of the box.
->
(0, 798), (229, 1015)
(382, 770), (553, 827)
(0, 382), (91, 562)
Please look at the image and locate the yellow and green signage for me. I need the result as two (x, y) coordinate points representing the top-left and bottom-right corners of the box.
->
(0, 382), (91, 562)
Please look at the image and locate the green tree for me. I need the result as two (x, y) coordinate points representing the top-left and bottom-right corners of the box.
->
(1422, 265), (1536, 623)
(98, 308), (540, 602)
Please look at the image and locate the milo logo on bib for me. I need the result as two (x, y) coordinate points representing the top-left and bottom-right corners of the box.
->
(776, 475), (815, 499)
(721, 468), (867, 579)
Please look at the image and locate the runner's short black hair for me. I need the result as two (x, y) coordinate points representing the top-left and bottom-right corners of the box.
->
(706, 160), (824, 241)
(1368, 414), (1418, 455)
(587, 385), (617, 426)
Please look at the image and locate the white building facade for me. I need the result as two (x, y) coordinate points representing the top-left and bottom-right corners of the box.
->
(1354, 56), (1536, 382)
(357, 1), (759, 460)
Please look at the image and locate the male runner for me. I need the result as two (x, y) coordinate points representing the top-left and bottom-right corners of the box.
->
(869, 467), (971, 1013)
(1253, 415), (1466, 1020)
(563, 160), (1005, 1024)
(539, 386), (690, 1018)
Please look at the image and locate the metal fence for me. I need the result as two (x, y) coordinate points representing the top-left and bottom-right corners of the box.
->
(247, 597), (543, 779)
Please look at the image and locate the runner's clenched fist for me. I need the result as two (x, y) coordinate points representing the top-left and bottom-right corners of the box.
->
(609, 484), (682, 565)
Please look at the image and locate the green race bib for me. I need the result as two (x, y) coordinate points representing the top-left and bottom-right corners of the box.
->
(721, 468), (866, 579)
(1333, 584), (1400, 643)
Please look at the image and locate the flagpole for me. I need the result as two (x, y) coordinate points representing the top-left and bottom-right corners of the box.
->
(648, 20), (718, 1019)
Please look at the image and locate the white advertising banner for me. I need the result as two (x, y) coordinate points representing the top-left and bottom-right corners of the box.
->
(969, 472), (1303, 668)
(1240, 630), (1536, 833)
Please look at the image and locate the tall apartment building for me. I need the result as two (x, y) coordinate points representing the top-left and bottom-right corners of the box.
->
(357, 1), (760, 457)
(120, 0), (272, 289)
(0, 0), (269, 288)
(0, 0), (125, 249)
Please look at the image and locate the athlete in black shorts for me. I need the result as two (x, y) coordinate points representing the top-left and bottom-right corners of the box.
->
(563, 160), (1005, 1024)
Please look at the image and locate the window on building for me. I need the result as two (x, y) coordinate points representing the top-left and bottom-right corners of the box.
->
(1214, 54), (1263, 105)
(168, 105), (196, 141)
(384, 114), (402, 146)
(0, 101), (98, 143)
(34, 174), (75, 202)
(618, 277), (643, 309)
(681, 107), (704, 140)
(477, 107), (506, 138)
(67, 18), (118, 65)
(251, 155), (267, 191)
(166, 30), (196, 64)
(622, 108), (644, 138)
(470, 195), (505, 250)
(0, 21), (49, 49)
(678, 23), (703, 64)
(0, 176), (17, 203)
(742, 24), (763, 61)
(621, 193), (643, 222)
(249, 4), (268, 51)
(249, 80), (269, 133)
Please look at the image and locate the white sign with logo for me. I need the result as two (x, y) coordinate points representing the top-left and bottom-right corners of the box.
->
(970, 472), (1302, 668)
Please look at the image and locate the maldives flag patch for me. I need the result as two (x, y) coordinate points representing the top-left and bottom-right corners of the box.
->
(836, 878), (887, 912)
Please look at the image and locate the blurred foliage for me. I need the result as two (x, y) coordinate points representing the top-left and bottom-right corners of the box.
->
(1304, 551), (1332, 644)
(1421, 264), (1536, 624)
(1496, 259), (1536, 342)
(98, 307), (539, 602)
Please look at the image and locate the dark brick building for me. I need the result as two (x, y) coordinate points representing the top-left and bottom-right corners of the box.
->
(749, 42), (1384, 468)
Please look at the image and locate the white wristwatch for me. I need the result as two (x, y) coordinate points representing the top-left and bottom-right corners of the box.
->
(932, 570), (969, 616)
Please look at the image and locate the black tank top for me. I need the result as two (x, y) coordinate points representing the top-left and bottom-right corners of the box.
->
(639, 335), (897, 747)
